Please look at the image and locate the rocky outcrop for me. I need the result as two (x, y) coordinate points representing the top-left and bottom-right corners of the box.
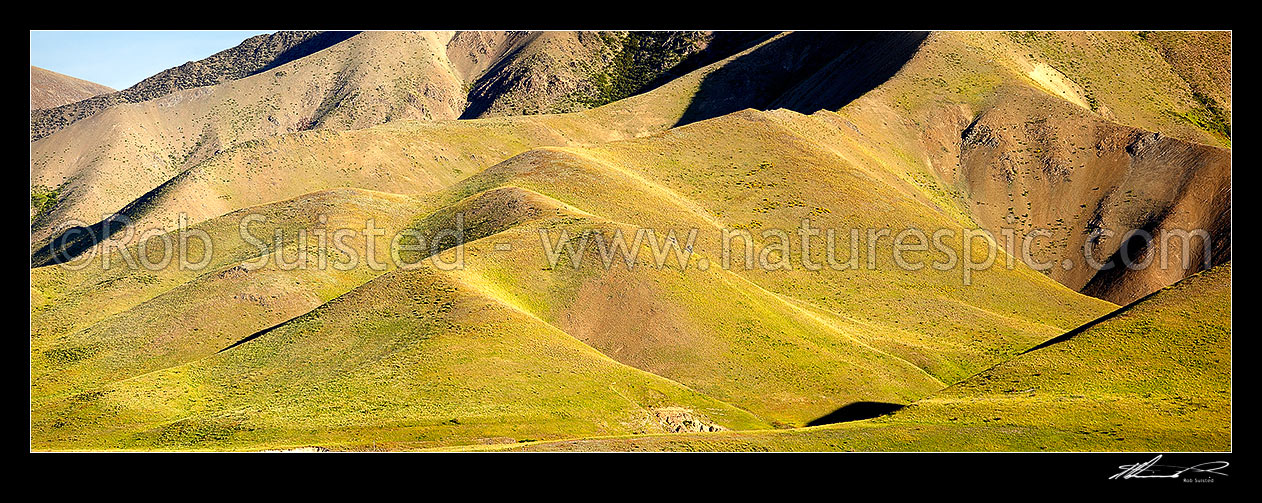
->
(652, 407), (726, 433)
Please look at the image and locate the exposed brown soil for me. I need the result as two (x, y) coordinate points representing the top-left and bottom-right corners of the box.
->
(950, 87), (1230, 304)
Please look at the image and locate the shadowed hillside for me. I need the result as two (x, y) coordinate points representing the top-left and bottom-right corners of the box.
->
(676, 31), (928, 126)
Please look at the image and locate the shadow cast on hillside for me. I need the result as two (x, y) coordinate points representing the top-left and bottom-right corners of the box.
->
(459, 32), (773, 120)
(1021, 281), (1170, 355)
(30, 170), (177, 268)
(258, 31), (361, 74)
(806, 401), (905, 426)
(31, 215), (128, 268)
(673, 31), (927, 127)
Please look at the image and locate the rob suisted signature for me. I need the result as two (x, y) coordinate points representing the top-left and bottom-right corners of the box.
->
(1110, 455), (1229, 480)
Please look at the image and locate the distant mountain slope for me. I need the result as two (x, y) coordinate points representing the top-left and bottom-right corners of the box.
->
(30, 31), (472, 247)
(30, 31), (768, 255)
(30, 66), (113, 110)
(30, 31), (356, 141)
(511, 262), (1231, 452)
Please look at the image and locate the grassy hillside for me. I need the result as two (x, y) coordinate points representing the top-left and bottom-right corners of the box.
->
(33, 264), (771, 451)
(35, 31), (1228, 303)
(509, 262), (1231, 452)
(29, 31), (830, 265)
(30, 30), (1230, 452)
(443, 110), (1116, 385)
(29, 30), (767, 257)
(31, 106), (1117, 449)
(31, 187), (776, 450)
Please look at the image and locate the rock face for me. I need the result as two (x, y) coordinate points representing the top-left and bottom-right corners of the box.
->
(460, 31), (736, 119)
(30, 31), (357, 141)
(30, 66), (114, 110)
(652, 407), (726, 433)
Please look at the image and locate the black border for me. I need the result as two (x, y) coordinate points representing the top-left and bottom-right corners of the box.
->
(17, 451), (1237, 492)
(26, 8), (1236, 30)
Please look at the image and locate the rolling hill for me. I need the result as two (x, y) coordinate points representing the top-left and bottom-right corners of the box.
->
(30, 30), (1230, 452)
(509, 262), (1230, 451)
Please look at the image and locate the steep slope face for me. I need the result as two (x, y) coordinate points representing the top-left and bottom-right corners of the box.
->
(956, 87), (1229, 304)
(775, 30), (1231, 304)
(444, 30), (534, 82)
(30, 31), (356, 141)
(30, 66), (114, 110)
(1140, 31), (1231, 136)
(675, 31), (928, 125)
(513, 262), (1231, 452)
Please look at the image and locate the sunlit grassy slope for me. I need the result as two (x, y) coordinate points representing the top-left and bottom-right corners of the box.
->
(31, 188), (774, 450)
(31, 31), (1228, 451)
(507, 263), (1230, 451)
(31, 189), (434, 403)
(446, 111), (1116, 384)
(31, 108), (1115, 449)
(33, 264), (771, 451)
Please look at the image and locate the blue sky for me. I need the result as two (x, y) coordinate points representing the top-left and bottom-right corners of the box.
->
(30, 31), (272, 90)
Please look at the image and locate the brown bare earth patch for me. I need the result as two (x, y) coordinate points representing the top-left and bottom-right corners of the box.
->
(952, 86), (1229, 304)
